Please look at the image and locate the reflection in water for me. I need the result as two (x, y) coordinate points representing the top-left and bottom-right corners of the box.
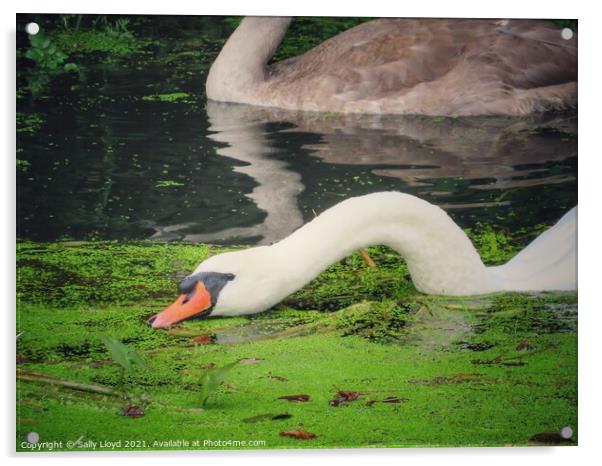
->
(184, 103), (576, 241)
(210, 104), (576, 191)
(16, 17), (576, 244)
(151, 103), (305, 244)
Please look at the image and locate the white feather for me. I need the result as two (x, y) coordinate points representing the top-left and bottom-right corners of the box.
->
(191, 192), (576, 317)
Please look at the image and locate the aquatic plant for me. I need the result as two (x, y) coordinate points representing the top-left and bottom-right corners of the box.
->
(142, 92), (193, 103)
(51, 16), (141, 56)
(16, 112), (43, 134)
(25, 33), (77, 72)
(199, 360), (239, 407)
(16, 159), (31, 171)
(155, 180), (185, 188)
(101, 335), (147, 400)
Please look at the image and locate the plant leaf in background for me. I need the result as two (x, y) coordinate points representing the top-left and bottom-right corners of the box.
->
(101, 336), (147, 373)
(199, 360), (239, 407)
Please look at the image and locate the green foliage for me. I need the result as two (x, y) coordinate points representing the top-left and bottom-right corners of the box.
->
(60, 14), (83, 32)
(25, 33), (77, 72)
(52, 29), (140, 55)
(222, 17), (243, 28)
(199, 360), (239, 407)
(51, 15), (140, 56)
(101, 336), (147, 373)
(465, 225), (516, 265)
(103, 18), (134, 42)
(549, 19), (577, 31)
(271, 17), (373, 62)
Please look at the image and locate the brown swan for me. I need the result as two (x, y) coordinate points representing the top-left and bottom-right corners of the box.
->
(206, 17), (577, 116)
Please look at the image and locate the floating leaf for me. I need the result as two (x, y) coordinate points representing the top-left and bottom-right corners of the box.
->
(121, 405), (144, 418)
(516, 340), (534, 351)
(199, 360), (239, 407)
(191, 334), (215, 345)
(278, 394), (310, 402)
(329, 389), (360, 406)
(280, 430), (317, 440)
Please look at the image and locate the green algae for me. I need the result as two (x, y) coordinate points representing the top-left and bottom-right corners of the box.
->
(141, 92), (193, 104)
(16, 227), (577, 450)
(16, 112), (44, 134)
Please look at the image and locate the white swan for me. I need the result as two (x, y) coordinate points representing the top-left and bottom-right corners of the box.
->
(149, 192), (576, 328)
(206, 17), (577, 116)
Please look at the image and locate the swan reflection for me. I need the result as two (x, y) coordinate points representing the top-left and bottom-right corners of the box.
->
(150, 102), (575, 244)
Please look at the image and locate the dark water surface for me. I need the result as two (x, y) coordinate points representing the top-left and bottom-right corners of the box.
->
(17, 16), (577, 245)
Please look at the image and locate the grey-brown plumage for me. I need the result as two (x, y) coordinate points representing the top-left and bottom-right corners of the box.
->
(206, 18), (577, 116)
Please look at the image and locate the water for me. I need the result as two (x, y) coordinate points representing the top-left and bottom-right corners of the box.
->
(17, 16), (577, 245)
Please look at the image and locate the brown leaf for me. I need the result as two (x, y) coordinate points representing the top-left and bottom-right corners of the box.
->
(337, 390), (360, 401)
(191, 334), (215, 345)
(278, 394), (310, 402)
(121, 405), (144, 418)
(280, 430), (317, 440)
(329, 389), (361, 406)
(516, 340), (534, 351)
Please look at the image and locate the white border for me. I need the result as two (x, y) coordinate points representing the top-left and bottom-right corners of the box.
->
(4, 1), (601, 465)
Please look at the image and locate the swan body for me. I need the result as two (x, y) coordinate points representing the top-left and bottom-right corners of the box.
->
(150, 192), (576, 328)
(206, 17), (577, 116)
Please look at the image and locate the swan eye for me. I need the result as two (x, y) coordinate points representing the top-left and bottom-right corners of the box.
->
(178, 275), (199, 294)
(177, 271), (236, 304)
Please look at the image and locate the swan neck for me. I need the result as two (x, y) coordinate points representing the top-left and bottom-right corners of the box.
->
(269, 193), (490, 296)
(206, 17), (292, 102)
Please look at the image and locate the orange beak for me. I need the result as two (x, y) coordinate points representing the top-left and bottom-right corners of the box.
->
(149, 282), (213, 329)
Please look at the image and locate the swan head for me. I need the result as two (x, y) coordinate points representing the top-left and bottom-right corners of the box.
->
(148, 246), (279, 329)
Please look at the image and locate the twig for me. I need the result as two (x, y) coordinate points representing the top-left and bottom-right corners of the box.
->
(358, 248), (376, 268)
(17, 369), (118, 396)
